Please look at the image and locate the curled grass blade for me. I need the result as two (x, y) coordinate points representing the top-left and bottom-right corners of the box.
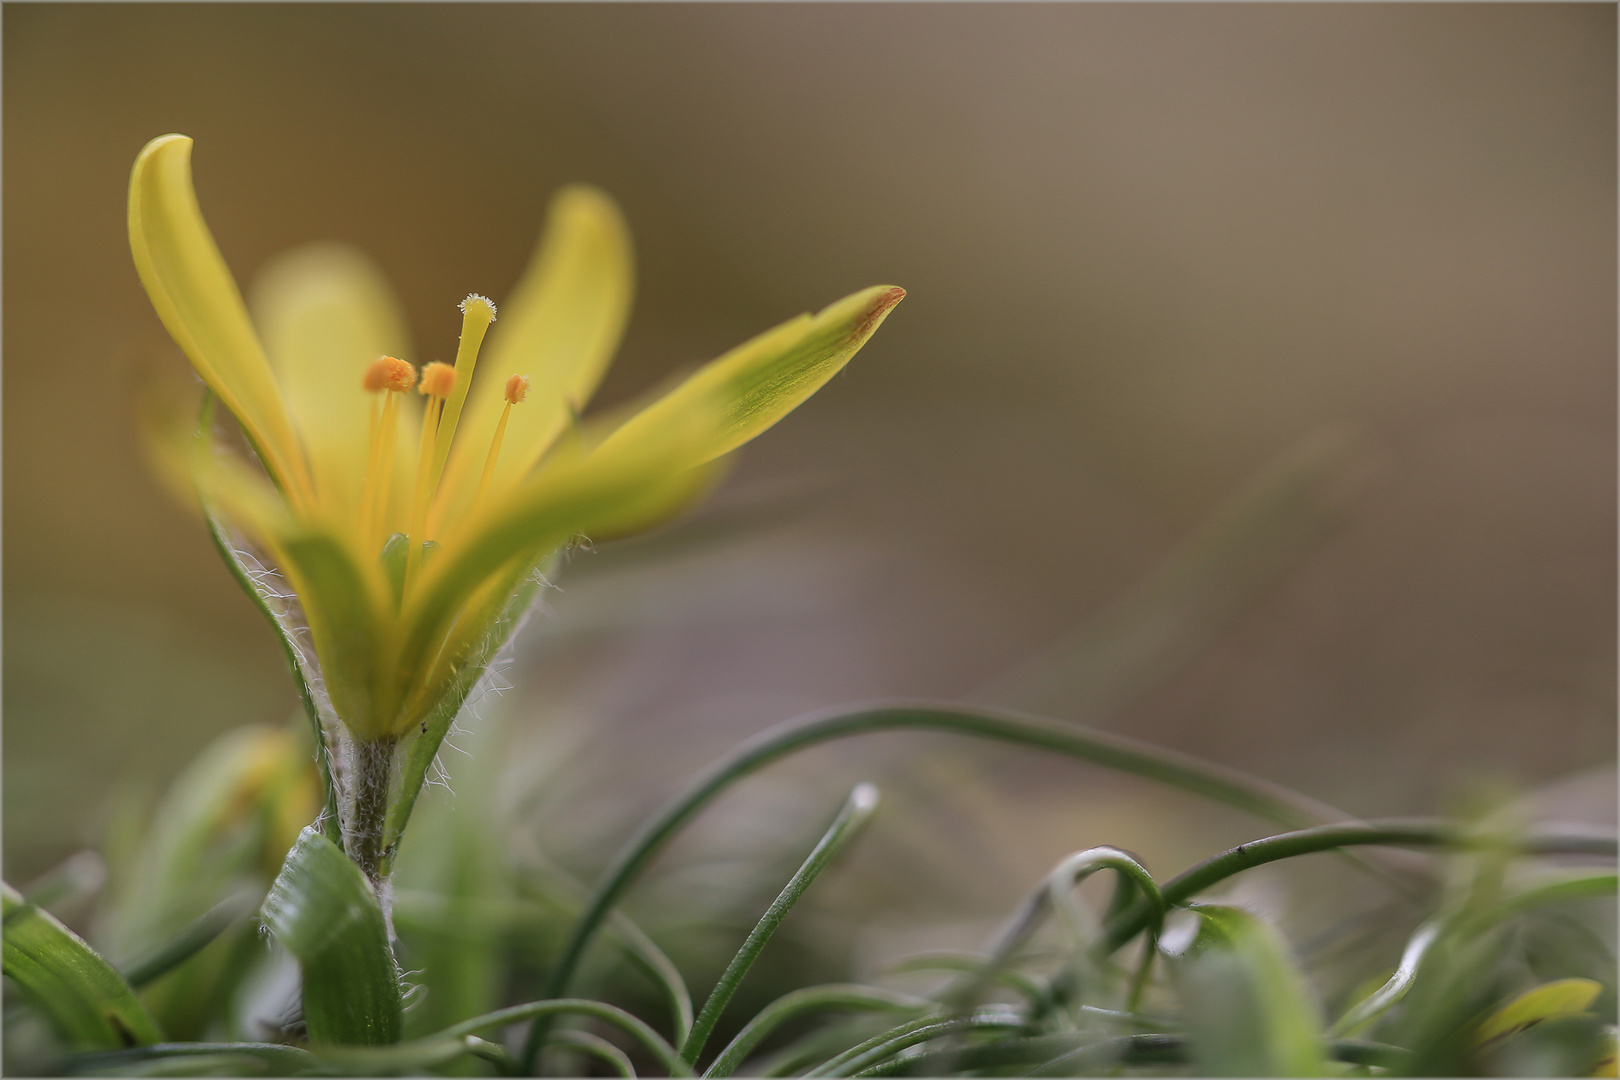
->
(536, 696), (1352, 1060)
(439, 998), (689, 1076)
(1103, 818), (1617, 951)
(683, 783), (880, 1065)
(954, 847), (1162, 1012)
(550, 1029), (637, 1078)
(703, 986), (928, 1079)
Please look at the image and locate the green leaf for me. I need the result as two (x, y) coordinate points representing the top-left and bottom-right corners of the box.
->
(1162, 904), (1326, 1077)
(684, 784), (880, 1064)
(2, 883), (162, 1051)
(260, 827), (402, 1044)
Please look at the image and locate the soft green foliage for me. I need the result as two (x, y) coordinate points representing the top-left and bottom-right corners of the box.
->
(260, 829), (403, 1045)
(9, 706), (1613, 1076)
(1, 884), (162, 1051)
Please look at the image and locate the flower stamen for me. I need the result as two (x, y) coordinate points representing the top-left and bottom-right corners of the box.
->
(358, 356), (416, 553)
(472, 374), (530, 517)
(406, 361), (458, 584)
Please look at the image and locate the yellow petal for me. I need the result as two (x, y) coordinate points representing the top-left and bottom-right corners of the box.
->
(250, 243), (416, 526)
(128, 134), (312, 510)
(593, 285), (903, 469)
(1475, 979), (1604, 1046)
(429, 186), (633, 532)
(400, 401), (716, 712)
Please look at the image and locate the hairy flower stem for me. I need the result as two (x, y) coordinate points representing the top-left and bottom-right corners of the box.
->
(346, 737), (397, 890)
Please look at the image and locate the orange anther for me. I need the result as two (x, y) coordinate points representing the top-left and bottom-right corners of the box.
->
(418, 361), (456, 399)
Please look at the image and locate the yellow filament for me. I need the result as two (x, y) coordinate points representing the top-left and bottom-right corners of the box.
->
(362, 392), (402, 550)
(471, 403), (514, 518)
(405, 395), (444, 589)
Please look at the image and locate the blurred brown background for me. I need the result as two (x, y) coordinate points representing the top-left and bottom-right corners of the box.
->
(5, 4), (1614, 908)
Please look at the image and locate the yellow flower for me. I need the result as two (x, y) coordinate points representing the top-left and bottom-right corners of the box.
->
(130, 133), (901, 876)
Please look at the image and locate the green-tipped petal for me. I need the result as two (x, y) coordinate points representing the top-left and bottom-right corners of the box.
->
(433, 186), (634, 528)
(279, 533), (389, 740)
(399, 407), (714, 725)
(128, 134), (310, 508)
(250, 243), (416, 523)
(594, 285), (903, 469)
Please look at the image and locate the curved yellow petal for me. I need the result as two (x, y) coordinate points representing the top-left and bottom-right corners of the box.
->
(430, 185), (633, 532)
(128, 134), (311, 510)
(592, 284), (904, 469)
(400, 402), (715, 713)
(250, 243), (416, 525)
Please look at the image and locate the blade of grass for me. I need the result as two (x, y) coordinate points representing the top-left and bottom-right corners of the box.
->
(535, 697), (1351, 1058)
(120, 888), (258, 989)
(683, 784), (879, 1065)
(704, 986), (928, 1079)
(1102, 819), (1617, 951)
(956, 847), (1163, 1012)
(318, 998), (690, 1076)
(550, 1030), (637, 1078)
(60, 1042), (317, 1075)
(807, 1011), (1026, 1078)
(1, 883), (162, 1051)
(1329, 919), (1440, 1038)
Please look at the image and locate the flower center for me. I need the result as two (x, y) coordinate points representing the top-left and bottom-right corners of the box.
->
(359, 356), (417, 553)
(356, 295), (533, 597)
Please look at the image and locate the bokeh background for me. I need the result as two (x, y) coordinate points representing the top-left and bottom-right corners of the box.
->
(5, 3), (1614, 949)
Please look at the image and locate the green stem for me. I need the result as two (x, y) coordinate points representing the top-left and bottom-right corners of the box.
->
(531, 699), (1348, 1070)
(1101, 819), (1618, 951)
(683, 784), (879, 1065)
(346, 737), (397, 888)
